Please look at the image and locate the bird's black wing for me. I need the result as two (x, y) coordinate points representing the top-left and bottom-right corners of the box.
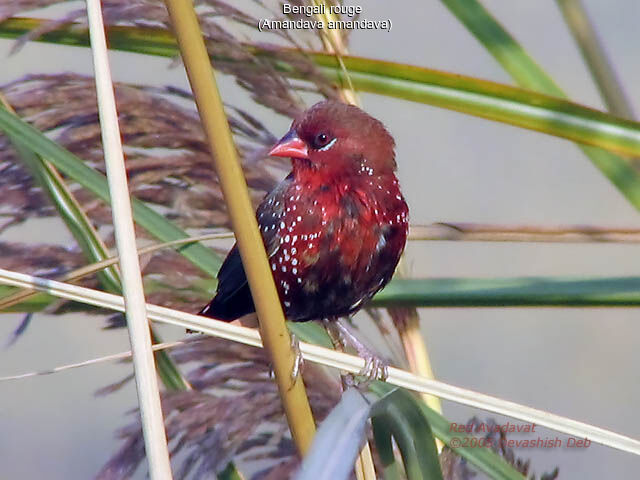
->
(198, 180), (287, 321)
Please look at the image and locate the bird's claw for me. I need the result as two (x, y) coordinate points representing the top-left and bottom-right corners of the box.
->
(266, 334), (304, 387)
(359, 355), (389, 383)
(290, 333), (304, 385)
(344, 355), (388, 390)
(339, 355), (388, 390)
(328, 319), (389, 387)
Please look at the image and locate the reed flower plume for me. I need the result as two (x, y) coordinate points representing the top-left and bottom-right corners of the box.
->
(0, 72), (288, 313)
(96, 336), (342, 479)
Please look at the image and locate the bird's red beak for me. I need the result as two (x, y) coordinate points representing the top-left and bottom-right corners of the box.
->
(269, 130), (309, 159)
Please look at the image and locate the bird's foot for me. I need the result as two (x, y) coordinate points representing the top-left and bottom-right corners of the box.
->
(290, 333), (304, 385)
(266, 334), (304, 384)
(325, 318), (389, 387)
(359, 354), (389, 383)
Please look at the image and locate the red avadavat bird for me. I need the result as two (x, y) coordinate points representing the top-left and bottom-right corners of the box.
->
(199, 100), (408, 374)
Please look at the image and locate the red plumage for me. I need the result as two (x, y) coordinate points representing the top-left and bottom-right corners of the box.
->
(200, 100), (408, 323)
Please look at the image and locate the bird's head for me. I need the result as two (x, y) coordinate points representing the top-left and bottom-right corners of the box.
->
(269, 101), (396, 178)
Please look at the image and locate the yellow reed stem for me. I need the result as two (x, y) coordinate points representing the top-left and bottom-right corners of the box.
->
(163, 0), (315, 456)
(393, 260), (444, 453)
(354, 441), (376, 480)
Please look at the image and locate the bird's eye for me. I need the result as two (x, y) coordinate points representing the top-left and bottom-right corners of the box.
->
(312, 132), (333, 150)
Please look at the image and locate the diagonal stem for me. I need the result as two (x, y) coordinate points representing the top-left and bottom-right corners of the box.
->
(163, 0), (316, 456)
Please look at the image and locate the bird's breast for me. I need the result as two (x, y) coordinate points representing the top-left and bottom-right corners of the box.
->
(259, 174), (408, 321)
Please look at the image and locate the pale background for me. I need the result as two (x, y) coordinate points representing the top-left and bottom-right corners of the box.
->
(1, 0), (639, 478)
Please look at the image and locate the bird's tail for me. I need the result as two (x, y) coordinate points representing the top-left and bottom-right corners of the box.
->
(198, 295), (242, 321)
(186, 296), (243, 334)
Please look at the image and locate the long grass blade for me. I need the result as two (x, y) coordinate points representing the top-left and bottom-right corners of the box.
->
(0, 107), (222, 277)
(0, 95), (121, 292)
(440, 0), (640, 212)
(555, 0), (636, 120)
(409, 223), (640, 243)
(3, 18), (640, 159)
(1, 268), (639, 457)
(0, 340), (185, 382)
(6, 274), (640, 313)
(0, 94), (188, 392)
(371, 276), (640, 307)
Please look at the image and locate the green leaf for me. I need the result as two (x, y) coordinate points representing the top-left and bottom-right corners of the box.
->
(8, 137), (122, 294)
(440, 0), (640, 211)
(371, 412), (403, 480)
(6, 275), (640, 313)
(218, 463), (244, 480)
(0, 106), (190, 391)
(3, 18), (640, 162)
(288, 321), (334, 349)
(371, 388), (444, 480)
(372, 276), (640, 307)
(370, 383), (524, 480)
(555, 0), (636, 119)
(0, 107), (222, 278)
